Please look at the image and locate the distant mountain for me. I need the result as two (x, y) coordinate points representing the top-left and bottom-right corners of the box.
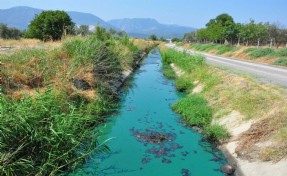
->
(108, 18), (195, 38)
(0, 6), (41, 30)
(0, 6), (114, 30)
(67, 11), (114, 29)
(0, 6), (195, 38)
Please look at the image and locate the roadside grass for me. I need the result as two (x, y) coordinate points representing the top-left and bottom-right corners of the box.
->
(0, 31), (151, 175)
(188, 43), (287, 67)
(249, 48), (275, 59)
(215, 45), (237, 55)
(242, 47), (257, 54)
(160, 46), (287, 160)
(273, 58), (287, 66)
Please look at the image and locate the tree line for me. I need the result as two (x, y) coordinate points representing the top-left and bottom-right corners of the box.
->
(0, 24), (22, 40)
(183, 13), (287, 48)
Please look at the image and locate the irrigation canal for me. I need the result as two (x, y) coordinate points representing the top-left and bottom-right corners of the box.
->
(72, 49), (227, 176)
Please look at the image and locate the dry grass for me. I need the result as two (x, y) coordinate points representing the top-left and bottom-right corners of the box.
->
(199, 66), (287, 161)
(0, 38), (41, 47)
(132, 38), (157, 50)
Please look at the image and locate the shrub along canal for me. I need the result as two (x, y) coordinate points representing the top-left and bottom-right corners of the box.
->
(72, 49), (227, 176)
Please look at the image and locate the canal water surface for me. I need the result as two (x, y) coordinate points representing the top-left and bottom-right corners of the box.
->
(73, 49), (226, 176)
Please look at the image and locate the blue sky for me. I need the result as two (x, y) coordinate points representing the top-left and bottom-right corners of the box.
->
(1, 0), (287, 28)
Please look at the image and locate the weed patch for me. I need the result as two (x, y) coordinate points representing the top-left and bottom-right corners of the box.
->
(172, 95), (212, 127)
(175, 76), (194, 93)
(205, 124), (230, 141)
(273, 58), (287, 66)
(249, 48), (275, 59)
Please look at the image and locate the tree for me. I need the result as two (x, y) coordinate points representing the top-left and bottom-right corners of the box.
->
(183, 32), (196, 42)
(109, 28), (117, 35)
(149, 34), (157, 41)
(196, 28), (209, 43)
(27, 10), (74, 41)
(240, 20), (257, 46)
(75, 25), (90, 36)
(206, 13), (235, 44)
(0, 24), (22, 39)
(171, 38), (181, 42)
(254, 22), (268, 47)
(117, 30), (126, 37)
(267, 23), (286, 48)
(221, 21), (237, 44)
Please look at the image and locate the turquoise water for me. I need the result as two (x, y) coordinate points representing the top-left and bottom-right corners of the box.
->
(73, 49), (226, 176)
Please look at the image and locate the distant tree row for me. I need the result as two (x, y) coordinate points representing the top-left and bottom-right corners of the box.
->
(183, 13), (287, 48)
(0, 24), (22, 40)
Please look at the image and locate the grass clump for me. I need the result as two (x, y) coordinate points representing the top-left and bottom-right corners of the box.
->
(274, 48), (287, 57)
(273, 58), (287, 66)
(249, 48), (275, 59)
(205, 124), (230, 141)
(0, 89), (111, 175)
(190, 43), (216, 52)
(175, 76), (194, 92)
(161, 63), (176, 79)
(242, 47), (257, 54)
(172, 95), (212, 127)
(216, 45), (237, 55)
(176, 42), (184, 46)
(190, 43), (238, 55)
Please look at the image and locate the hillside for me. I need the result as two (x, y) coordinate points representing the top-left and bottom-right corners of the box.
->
(108, 18), (196, 38)
(0, 6), (113, 30)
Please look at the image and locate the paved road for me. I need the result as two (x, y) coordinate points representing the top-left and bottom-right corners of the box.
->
(166, 43), (287, 88)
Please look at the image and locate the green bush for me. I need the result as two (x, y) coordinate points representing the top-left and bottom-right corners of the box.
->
(190, 43), (216, 52)
(190, 43), (238, 55)
(161, 63), (176, 79)
(205, 124), (230, 141)
(243, 48), (257, 54)
(275, 48), (287, 57)
(216, 45), (236, 55)
(176, 42), (184, 46)
(273, 58), (287, 66)
(172, 95), (212, 127)
(175, 76), (194, 92)
(249, 48), (275, 59)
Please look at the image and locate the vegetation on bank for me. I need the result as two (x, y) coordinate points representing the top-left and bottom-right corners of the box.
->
(160, 49), (229, 142)
(188, 43), (287, 66)
(0, 28), (151, 175)
(160, 47), (287, 161)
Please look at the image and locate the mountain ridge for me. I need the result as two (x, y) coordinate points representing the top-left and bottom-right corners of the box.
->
(0, 6), (195, 38)
(0, 6), (113, 30)
(109, 18), (195, 38)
